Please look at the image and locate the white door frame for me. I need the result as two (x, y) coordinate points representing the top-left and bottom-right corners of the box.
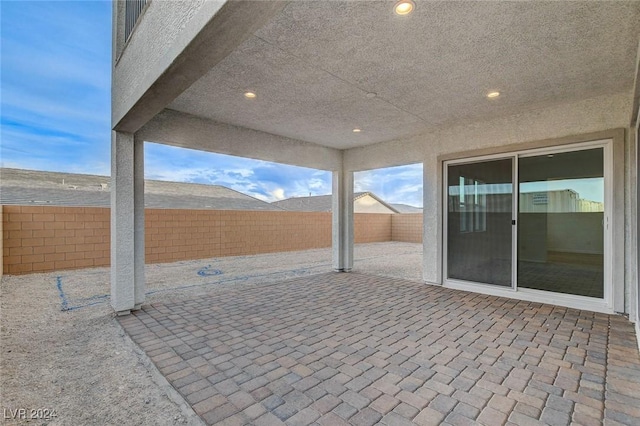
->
(443, 139), (613, 314)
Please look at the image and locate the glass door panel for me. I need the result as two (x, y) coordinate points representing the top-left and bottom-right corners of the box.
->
(518, 148), (604, 298)
(447, 159), (513, 287)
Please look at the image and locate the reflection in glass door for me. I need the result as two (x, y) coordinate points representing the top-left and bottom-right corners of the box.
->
(517, 148), (604, 298)
(447, 159), (513, 287)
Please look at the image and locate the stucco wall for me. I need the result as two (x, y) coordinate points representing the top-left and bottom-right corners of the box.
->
(113, 0), (222, 124)
(112, 1), (288, 133)
(2, 206), (394, 275)
(354, 195), (397, 214)
(343, 92), (633, 314)
(343, 92), (632, 172)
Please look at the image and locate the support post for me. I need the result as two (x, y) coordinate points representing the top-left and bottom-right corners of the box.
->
(332, 169), (354, 272)
(134, 136), (145, 309)
(111, 131), (145, 314)
(423, 157), (441, 284)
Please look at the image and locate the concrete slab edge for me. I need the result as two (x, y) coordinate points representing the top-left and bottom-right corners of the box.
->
(115, 316), (205, 426)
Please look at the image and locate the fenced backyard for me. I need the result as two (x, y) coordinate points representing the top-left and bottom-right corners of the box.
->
(1, 206), (422, 275)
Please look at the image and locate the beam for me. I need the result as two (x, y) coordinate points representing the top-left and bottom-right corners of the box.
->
(136, 109), (342, 171)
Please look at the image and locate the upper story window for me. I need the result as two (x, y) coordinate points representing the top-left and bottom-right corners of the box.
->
(125, 0), (148, 41)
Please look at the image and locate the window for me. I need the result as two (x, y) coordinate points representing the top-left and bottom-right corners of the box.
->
(125, 0), (148, 41)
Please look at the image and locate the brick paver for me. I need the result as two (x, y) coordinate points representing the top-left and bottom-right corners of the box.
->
(118, 272), (640, 425)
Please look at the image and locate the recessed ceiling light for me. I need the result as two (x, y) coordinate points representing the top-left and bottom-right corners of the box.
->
(244, 91), (257, 99)
(366, 92), (377, 99)
(486, 91), (500, 99)
(353, 128), (362, 133)
(394, 0), (415, 16)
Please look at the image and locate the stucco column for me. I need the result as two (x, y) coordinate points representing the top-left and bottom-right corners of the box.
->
(133, 136), (145, 308)
(636, 120), (640, 328)
(332, 169), (354, 272)
(423, 156), (441, 284)
(111, 131), (145, 314)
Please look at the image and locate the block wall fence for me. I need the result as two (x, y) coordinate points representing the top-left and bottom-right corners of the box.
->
(2, 206), (423, 275)
(391, 213), (423, 243)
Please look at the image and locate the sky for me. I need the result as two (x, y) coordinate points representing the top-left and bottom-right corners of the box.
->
(0, 1), (423, 207)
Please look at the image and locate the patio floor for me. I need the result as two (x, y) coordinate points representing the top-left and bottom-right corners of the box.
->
(118, 272), (640, 426)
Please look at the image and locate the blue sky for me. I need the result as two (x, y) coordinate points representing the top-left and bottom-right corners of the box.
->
(0, 1), (423, 207)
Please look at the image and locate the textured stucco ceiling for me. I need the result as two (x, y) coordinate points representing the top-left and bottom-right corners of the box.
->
(169, 1), (640, 149)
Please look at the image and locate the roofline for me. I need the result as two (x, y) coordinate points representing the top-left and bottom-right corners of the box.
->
(274, 191), (401, 213)
(0, 167), (283, 209)
(0, 167), (110, 180)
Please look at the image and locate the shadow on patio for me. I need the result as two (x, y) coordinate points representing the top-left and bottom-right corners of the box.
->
(118, 272), (640, 426)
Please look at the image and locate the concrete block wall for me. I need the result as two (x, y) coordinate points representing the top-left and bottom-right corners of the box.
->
(2, 206), (401, 275)
(392, 213), (423, 243)
(146, 209), (221, 264)
(219, 211), (334, 257)
(355, 213), (393, 243)
(146, 210), (334, 262)
(2, 206), (110, 274)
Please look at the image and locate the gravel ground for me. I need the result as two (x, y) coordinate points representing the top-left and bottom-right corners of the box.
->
(0, 242), (422, 425)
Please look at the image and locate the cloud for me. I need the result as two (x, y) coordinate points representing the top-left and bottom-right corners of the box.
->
(271, 188), (286, 200)
(355, 163), (423, 207)
(143, 144), (422, 206)
(143, 143), (332, 203)
(0, 1), (111, 175)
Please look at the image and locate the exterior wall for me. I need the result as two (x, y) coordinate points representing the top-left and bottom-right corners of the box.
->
(113, 0), (223, 125)
(392, 214), (423, 243)
(344, 91), (634, 314)
(2, 206), (396, 275)
(343, 92), (632, 172)
(113, 1), (287, 133)
(354, 195), (396, 214)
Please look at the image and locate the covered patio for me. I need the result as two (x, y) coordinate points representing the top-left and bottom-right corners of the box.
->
(119, 272), (640, 425)
(111, 0), (640, 321)
(109, 1), (640, 424)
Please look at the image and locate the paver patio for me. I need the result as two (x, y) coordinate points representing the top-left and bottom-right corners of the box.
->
(118, 272), (640, 425)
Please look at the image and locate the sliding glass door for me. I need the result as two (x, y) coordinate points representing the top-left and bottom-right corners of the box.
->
(518, 148), (604, 298)
(446, 159), (513, 287)
(445, 143), (608, 302)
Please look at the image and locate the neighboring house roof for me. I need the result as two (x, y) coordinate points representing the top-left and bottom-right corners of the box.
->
(272, 194), (334, 212)
(0, 168), (282, 211)
(390, 203), (423, 213)
(273, 192), (400, 213)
